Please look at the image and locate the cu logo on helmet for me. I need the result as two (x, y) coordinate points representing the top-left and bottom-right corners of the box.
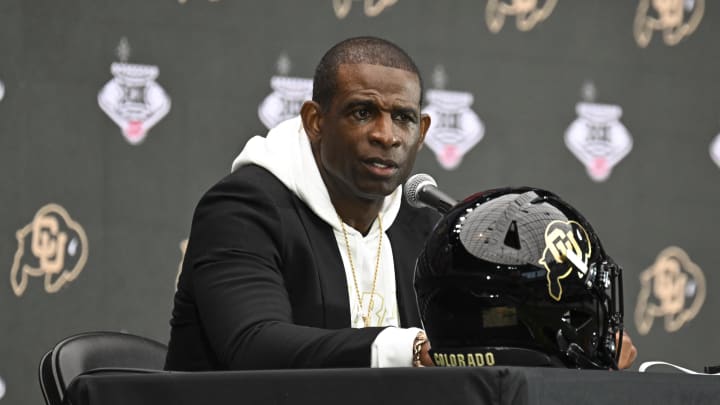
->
(538, 220), (591, 302)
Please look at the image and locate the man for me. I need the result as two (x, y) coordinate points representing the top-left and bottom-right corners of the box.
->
(165, 36), (437, 370)
(165, 36), (636, 371)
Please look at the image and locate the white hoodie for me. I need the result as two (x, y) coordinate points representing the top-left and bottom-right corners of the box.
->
(231, 116), (422, 367)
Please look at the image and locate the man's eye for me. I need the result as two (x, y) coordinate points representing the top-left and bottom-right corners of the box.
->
(353, 109), (370, 120)
(393, 112), (416, 123)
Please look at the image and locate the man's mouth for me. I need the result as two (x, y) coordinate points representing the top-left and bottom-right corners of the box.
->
(364, 158), (399, 176)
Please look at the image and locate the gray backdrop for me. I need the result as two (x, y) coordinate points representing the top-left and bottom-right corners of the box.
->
(1, 1), (718, 404)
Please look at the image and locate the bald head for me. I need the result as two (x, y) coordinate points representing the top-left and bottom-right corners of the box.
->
(312, 36), (424, 111)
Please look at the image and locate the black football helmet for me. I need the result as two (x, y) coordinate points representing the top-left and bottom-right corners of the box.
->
(415, 187), (624, 369)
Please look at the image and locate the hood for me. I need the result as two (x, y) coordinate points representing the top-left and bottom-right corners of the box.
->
(231, 116), (402, 231)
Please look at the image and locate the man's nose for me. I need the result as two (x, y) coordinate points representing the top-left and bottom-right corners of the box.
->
(368, 113), (400, 148)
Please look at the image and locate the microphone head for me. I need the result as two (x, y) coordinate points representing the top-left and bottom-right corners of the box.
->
(404, 173), (437, 208)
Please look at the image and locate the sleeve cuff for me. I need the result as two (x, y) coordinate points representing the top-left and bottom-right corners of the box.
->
(370, 327), (423, 368)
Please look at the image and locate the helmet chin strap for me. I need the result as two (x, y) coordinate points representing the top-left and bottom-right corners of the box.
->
(556, 326), (615, 370)
(566, 343), (612, 369)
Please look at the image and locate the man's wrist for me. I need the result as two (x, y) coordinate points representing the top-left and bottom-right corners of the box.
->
(412, 331), (428, 367)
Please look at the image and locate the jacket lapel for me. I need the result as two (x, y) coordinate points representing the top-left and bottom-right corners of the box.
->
(388, 217), (423, 329)
(293, 198), (351, 329)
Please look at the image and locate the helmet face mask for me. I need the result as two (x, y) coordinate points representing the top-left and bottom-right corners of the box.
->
(415, 187), (624, 369)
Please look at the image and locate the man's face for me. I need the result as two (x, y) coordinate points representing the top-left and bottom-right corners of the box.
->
(307, 63), (430, 203)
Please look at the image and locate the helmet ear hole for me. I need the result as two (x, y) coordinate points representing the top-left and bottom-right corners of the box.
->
(503, 220), (521, 249)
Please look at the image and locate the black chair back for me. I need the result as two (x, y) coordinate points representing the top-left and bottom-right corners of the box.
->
(38, 331), (167, 405)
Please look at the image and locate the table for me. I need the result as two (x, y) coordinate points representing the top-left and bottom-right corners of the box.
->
(65, 366), (720, 405)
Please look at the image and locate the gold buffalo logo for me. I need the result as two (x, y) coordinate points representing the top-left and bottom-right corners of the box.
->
(634, 0), (704, 47)
(538, 220), (591, 301)
(486, 0), (558, 33)
(635, 246), (705, 335)
(10, 204), (88, 296)
(333, 0), (398, 19)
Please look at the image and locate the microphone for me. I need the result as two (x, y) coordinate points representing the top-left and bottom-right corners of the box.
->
(404, 173), (457, 214)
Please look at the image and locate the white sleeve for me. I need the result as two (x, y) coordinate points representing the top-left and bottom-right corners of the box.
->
(370, 327), (423, 368)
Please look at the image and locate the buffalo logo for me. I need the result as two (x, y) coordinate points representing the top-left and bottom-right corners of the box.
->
(565, 102), (633, 182)
(538, 220), (591, 301)
(422, 66), (484, 170)
(10, 204), (89, 296)
(333, 0), (398, 19)
(710, 133), (720, 169)
(258, 54), (312, 129)
(486, 0), (557, 33)
(634, 0), (704, 47)
(351, 292), (391, 327)
(635, 246), (705, 335)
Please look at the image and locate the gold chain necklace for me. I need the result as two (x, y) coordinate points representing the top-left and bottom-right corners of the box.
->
(338, 214), (383, 328)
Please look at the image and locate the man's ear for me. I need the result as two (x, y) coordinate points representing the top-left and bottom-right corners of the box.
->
(300, 101), (322, 144)
(417, 113), (431, 150)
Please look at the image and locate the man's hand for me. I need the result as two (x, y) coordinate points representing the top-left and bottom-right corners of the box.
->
(419, 339), (434, 366)
(412, 332), (434, 367)
(616, 332), (638, 369)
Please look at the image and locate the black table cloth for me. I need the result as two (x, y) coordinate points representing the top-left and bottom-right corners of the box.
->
(65, 366), (720, 405)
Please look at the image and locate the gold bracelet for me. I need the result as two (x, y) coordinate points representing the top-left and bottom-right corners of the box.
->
(413, 331), (427, 367)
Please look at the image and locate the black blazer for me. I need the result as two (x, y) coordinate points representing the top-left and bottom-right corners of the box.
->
(165, 165), (439, 370)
